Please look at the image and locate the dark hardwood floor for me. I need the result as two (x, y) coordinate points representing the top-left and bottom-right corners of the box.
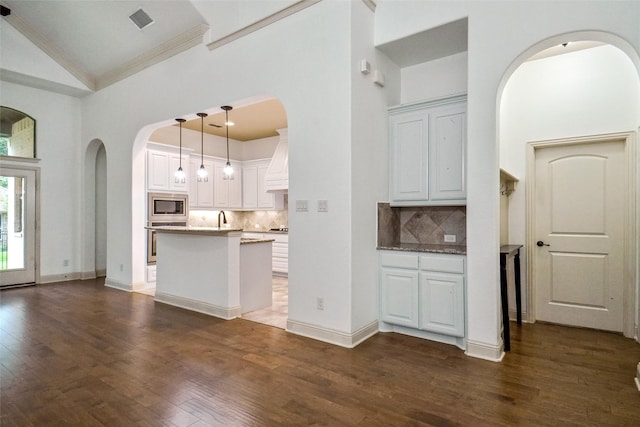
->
(1, 278), (639, 426)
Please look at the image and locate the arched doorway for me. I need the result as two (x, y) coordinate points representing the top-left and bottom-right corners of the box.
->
(82, 139), (107, 279)
(498, 34), (639, 338)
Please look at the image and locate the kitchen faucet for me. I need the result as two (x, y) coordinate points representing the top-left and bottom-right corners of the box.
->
(218, 210), (227, 229)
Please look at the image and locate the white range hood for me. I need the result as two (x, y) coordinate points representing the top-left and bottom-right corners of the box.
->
(264, 128), (288, 192)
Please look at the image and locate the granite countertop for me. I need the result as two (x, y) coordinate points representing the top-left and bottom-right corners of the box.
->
(147, 226), (243, 236)
(377, 243), (466, 255)
(243, 229), (288, 234)
(240, 238), (275, 245)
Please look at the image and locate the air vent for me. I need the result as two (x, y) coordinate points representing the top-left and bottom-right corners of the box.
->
(129, 8), (154, 31)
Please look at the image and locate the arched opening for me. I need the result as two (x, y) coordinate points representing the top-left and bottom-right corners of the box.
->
(498, 33), (639, 340)
(82, 139), (107, 279)
(131, 95), (290, 327)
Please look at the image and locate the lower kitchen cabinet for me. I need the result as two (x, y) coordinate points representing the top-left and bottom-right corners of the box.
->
(242, 232), (288, 276)
(379, 251), (465, 338)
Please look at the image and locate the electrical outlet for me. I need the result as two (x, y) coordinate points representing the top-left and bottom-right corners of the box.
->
(444, 234), (456, 243)
(316, 297), (324, 311)
(63, 259), (69, 267)
(120, 264), (124, 272)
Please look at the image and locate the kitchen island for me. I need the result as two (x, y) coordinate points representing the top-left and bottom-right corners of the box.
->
(150, 226), (273, 319)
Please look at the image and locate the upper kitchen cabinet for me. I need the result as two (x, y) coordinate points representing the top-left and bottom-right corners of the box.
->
(243, 159), (284, 210)
(213, 160), (243, 209)
(147, 143), (190, 193)
(189, 157), (215, 208)
(389, 95), (466, 206)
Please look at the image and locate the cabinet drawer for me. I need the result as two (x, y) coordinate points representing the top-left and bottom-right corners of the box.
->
(380, 252), (419, 269)
(419, 255), (464, 274)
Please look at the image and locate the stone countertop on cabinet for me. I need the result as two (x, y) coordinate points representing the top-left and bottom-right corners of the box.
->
(147, 226), (243, 236)
(243, 229), (288, 235)
(377, 243), (466, 255)
(240, 238), (275, 245)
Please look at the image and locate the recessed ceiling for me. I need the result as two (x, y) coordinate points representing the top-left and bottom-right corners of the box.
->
(178, 98), (288, 142)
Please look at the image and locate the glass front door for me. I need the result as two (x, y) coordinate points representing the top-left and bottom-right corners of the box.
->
(0, 167), (36, 287)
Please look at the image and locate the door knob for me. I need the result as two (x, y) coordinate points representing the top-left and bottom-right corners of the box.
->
(536, 241), (550, 247)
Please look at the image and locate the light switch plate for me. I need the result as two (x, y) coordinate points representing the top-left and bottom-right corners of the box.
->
(318, 200), (328, 212)
(296, 200), (308, 212)
(444, 234), (456, 243)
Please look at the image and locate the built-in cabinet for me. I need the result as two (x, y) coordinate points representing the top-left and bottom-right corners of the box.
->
(147, 147), (190, 193)
(380, 251), (465, 337)
(242, 232), (288, 276)
(389, 95), (466, 206)
(188, 158), (215, 208)
(213, 161), (243, 209)
(243, 159), (284, 210)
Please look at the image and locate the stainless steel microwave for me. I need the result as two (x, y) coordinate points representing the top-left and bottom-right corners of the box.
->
(147, 192), (189, 223)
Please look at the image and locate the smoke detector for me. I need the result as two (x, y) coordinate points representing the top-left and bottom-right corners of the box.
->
(129, 8), (154, 31)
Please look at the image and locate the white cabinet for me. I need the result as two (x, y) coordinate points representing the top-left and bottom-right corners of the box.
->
(389, 95), (466, 206)
(213, 161), (242, 209)
(243, 160), (285, 210)
(189, 157), (215, 208)
(379, 251), (465, 337)
(147, 148), (190, 192)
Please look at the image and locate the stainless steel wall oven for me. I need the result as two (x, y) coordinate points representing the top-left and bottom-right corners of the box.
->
(147, 192), (188, 264)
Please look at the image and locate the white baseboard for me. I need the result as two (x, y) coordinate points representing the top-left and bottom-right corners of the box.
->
(38, 272), (81, 284)
(465, 339), (505, 362)
(104, 277), (133, 292)
(286, 319), (378, 348)
(379, 322), (466, 350)
(154, 291), (241, 320)
(81, 271), (97, 280)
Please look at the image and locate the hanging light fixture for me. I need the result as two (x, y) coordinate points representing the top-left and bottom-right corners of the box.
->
(196, 112), (208, 182)
(221, 105), (234, 177)
(174, 118), (186, 183)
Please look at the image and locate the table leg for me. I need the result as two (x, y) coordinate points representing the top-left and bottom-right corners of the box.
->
(514, 250), (522, 325)
(500, 253), (510, 352)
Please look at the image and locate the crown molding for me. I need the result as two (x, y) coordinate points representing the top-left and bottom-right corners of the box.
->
(4, 13), (96, 91)
(96, 23), (209, 90)
(207, 0), (321, 51)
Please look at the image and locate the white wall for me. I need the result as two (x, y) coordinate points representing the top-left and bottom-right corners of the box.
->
(376, 0), (640, 359)
(0, 81), (82, 281)
(500, 44), (640, 317)
(401, 52), (468, 104)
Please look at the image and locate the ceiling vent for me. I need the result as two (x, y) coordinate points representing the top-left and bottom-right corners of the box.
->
(129, 8), (154, 31)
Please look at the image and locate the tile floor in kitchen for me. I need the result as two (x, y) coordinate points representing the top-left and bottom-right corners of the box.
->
(137, 276), (288, 329)
(242, 276), (288, 329)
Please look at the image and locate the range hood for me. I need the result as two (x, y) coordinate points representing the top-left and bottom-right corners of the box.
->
(264, 128), (288, 192)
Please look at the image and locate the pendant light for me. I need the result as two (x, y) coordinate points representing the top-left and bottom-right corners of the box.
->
(174, 118), (186, 183)
(196, 112), (208, 182)
(221, 105), (234, 177)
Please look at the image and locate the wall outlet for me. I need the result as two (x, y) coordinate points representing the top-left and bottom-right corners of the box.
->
(63, 259), (69, 267)
(316, 297), (324, 311)
(444, 234), (456, 243)
(120, 264), (124, 272)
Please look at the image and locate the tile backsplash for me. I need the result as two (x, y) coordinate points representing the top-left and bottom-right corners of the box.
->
(378, 203), (466, 247)
(189, 195), (288, 231)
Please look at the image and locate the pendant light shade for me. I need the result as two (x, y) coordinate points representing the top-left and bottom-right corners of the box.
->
(196, 112), (208, 182)
(174, 118), (186, 183)
(221, 105), (234, 178)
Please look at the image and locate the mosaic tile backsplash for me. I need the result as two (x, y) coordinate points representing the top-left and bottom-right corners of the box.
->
(189, 195), (288, 231)
(378, 203), (466, 247)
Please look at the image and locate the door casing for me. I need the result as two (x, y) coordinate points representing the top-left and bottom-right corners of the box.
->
(526, 131), (637, 339)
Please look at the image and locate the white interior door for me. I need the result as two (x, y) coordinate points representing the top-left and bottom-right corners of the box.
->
(0, 167), (36, 287)
(533, 140), (626, 332)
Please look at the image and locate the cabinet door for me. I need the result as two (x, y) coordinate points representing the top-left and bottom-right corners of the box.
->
(228, 161), (243, 209)
(188, 158), (199, 207)
(380, 267), (419, 328)
(429, 104), (466, 201)
(147, 150), (170, 191)
(389, 110), (429, 203)
(419, 272), (465, 337)
(213, 163), (229, 207)
(242, 166), (258, 209)
(196, 160), (215, 208)
(169, 154), (189, 192)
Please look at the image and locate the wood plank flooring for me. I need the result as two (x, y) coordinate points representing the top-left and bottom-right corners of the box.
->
(1, 278), (639, 426)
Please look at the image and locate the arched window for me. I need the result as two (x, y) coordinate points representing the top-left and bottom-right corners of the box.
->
(0, 107), (36, 158)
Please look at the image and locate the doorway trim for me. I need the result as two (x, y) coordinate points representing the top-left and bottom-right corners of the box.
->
(0, 160), (41, 285)
(526, 131), (637, 338)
